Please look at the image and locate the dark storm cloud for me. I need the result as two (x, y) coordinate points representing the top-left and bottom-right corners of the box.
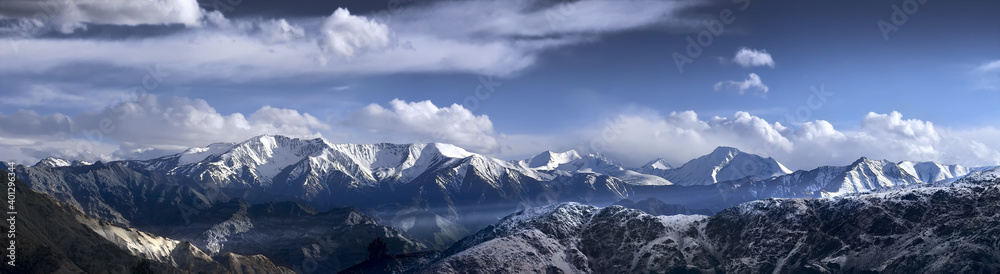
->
(33, 24), (189, 40)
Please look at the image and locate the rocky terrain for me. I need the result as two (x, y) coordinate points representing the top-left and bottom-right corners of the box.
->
(412, 167), (1000, 273)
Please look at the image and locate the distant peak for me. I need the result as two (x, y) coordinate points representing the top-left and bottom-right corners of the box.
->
(849, 157), (890, 167)
(711, 146), (742, 155)
(528, 149), (581, 169)
(34, 156), (71, 168)
(642, 158), (673, 170)
(849, 157), (869, 166)
(425, 142), (474, 158)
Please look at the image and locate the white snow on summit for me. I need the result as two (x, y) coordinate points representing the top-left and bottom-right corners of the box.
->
(657, 146), (792, 186)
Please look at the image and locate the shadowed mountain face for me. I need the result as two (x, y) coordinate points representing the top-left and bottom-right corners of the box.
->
(409, 167), (1000, 273)
(0, 169), (293, 274)
(145, 199), (430, 273)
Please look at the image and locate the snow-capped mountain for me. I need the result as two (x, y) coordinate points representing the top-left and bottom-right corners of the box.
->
(634, 157), (673, 174)
(409, 168), (1000, 273)
(520, 150), (581, 170)
(821, 157), (924, 196)
(897, 160), (981, 183)
(15, 134), (1000, 273)
(33, 156), (92, 168)
(728, 157), (925, 199)
(653, 146), (793, 186)
(516, 151), (672, 185)
(135, 135), (525, 190)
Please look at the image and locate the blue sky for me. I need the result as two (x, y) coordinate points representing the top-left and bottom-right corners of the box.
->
(0, 0), (998, 170)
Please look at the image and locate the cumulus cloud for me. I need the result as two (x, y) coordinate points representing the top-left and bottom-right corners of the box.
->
(714, 73), (769, 96)
(561, 110), (1000, 170)
(0, 94), (331, 163)
(862, 111), (940, 144)
(348, 99), (499, 153)
(318, 8), (392, 59)
(74, 95), (329, 151)
(0, 0), (202, 34)
(732, 47), (774, 68)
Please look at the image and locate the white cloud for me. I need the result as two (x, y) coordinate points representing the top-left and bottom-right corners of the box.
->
(390, 0), (694, 39)
(318, 8), (393, 59)
(974, 59), (1000, 90)
(978, 60), (1000, 72)
(714, 73), (769, 96)
(73, 95), (329, 151)
(348, 99), (499, 153)
(569, 110), (1000, 170)
(0, 95), (331, 163)
(0, 0), (705, 79)
(0, 0), (202, 34)
(3, 95), (999, 172)
(862, 111), (941, 144)
(732, 47), (774, 68)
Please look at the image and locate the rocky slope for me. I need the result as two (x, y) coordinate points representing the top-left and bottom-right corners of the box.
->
(146, 199), (429, 273)
(0, 169), (292, 274)
(413, 167), (1000, 273)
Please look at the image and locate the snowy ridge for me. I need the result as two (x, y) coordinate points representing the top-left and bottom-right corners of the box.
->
(135, 135), (528, 190)
(822, 157), (923, 197)
(897, 161), (973, 183)
(126, 136), (996, 200)
(655, 146), (792, 186)
(635, 158), (673, 174)
(420, 172), (1000, 273)
(957, 166), (1000, 183)
(522, 150), (582, 170)
(33, 156), (93, 168)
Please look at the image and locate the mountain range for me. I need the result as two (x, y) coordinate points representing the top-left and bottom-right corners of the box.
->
(8, 134), (997, 273)
(406, 167), (1000, 273)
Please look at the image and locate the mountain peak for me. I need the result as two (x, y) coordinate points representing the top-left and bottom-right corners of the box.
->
(34, 156), (71, 168)
(526, 150), (581, 170)
(658, 146), (791, 186)
(33, 157), (93, 168)
(711, 146), (742, 155)
(425, 142), (475, 159)
(849, 157), (886, 167)
(641, 158), (673, 171)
